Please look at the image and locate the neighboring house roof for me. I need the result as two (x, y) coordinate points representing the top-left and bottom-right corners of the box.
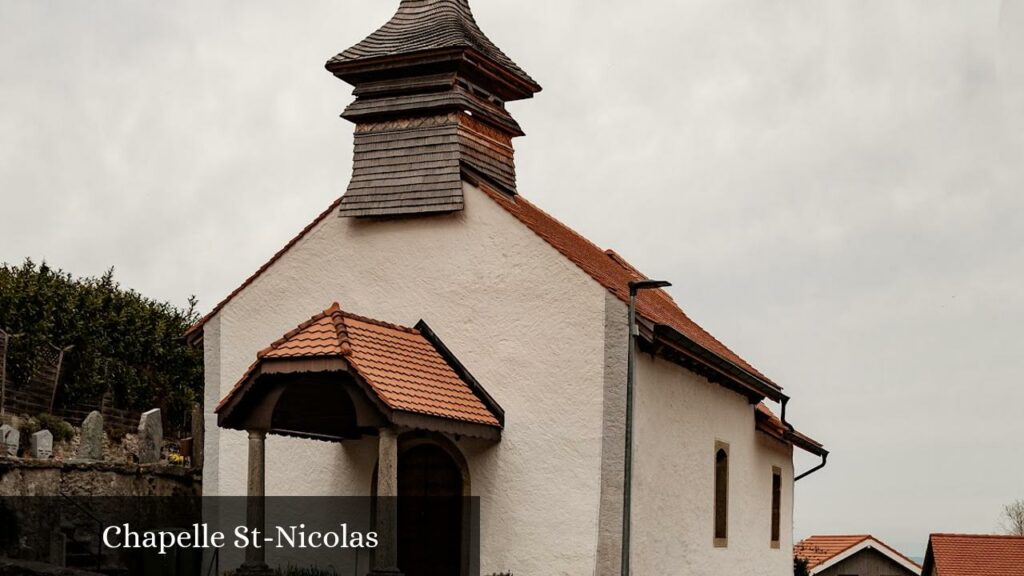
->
(795, 535), (921, 575)
(217, 303), (502, 429)
(922, 533), (1024, 576)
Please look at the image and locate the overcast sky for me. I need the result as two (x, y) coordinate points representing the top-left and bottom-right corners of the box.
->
(2, 0), (1022, 558)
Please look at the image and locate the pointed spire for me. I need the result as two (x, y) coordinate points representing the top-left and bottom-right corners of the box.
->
(325, 0), (541, 218)
(327, 0), (540, 101)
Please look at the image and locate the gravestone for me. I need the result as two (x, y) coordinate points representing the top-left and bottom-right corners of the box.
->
(137, 409), (163, 464)
(191, 402), (204, 468)
(30, 429), (53, 459)
(76, 411), (104, 461)
(1, 424), (20, 457)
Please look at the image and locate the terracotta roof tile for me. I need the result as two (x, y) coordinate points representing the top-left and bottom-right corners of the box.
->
(189, 187), (775, 389)
(796, 535), (874, 569)
(218, 304), (500, 428)
(755, 403), (825, 454)
(795, 535), (920, 573)
(480, 187), (775, 385)
(926, 533), (1024, 576)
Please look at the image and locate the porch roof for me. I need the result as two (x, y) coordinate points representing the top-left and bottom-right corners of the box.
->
(217, 303), (503, 430)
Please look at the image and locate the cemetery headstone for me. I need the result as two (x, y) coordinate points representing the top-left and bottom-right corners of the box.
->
(1, 424), (20, 457)
(30, 429), (53, 459)
(76, 411), (104, 461)
(191, 402), (204, 468)
(138, 409), (163, 464)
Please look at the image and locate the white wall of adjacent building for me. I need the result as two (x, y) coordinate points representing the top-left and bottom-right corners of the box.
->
(632, 352), (795, 576)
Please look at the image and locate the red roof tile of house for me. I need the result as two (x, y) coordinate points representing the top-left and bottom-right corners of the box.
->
(218, 303), (501, 428)
(795, 535), (920, 573)
(796, 535), (873, 569)
(924, 534), (1024, 576)
(187, 187), (775, 388)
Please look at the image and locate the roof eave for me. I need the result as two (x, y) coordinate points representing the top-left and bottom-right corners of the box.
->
(647, 321), (785, 403)
(785, 429), (828, 457)
(809, 538), (922, 575)
(326, 46), (540, 101)
(415, 319), (506, 428)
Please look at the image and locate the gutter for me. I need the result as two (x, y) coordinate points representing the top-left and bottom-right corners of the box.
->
(795, 452), (829, 482)
(781, 397), (830, 480)
(650, 323), (785, 403)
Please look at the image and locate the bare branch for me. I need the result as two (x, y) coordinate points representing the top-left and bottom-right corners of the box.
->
(1003, 500), (1024, 536)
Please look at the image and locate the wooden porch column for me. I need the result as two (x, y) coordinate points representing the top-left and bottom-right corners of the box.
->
(240, 429), (272, 575)
(370, 428), (403, 576)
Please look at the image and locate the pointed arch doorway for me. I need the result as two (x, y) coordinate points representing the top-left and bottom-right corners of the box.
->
(398, 438), (469, 576)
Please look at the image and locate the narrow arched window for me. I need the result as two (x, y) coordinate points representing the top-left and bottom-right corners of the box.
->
(771, 467), (782, 548)
(714, 442), (729, 547)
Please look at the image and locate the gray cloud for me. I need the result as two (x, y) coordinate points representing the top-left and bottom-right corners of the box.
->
(2, 0), (1021, 557)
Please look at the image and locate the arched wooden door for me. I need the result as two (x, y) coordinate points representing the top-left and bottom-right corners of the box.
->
(398, 443), (463, 576)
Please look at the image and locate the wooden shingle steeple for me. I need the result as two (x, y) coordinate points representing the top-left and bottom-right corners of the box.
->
(326, 0), (541, 218)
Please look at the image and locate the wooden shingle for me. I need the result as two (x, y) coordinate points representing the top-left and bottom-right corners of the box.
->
(328, 0), (540, 218)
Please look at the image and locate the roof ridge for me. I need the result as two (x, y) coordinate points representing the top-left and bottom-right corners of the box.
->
(797, 534), (921, 571)
(603, 249), (646, 280)
(801, 534), (874, 539)
(342, 310), (421, 334)
(932, 533), (1024, 539)
(328, 303), (353, 356)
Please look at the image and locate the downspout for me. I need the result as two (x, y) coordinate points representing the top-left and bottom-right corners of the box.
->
(782, 396), (829, 482)
(622, 280), (671, 576)
(795, 453), (828, 482)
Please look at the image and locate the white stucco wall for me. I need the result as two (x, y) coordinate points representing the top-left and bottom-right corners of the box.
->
(631, 353), (795, 576)
(203, 182), (612, 575)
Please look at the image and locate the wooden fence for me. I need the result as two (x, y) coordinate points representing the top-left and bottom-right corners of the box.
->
(59, 391), (142, 432)
(1, 342), (67, 417)
(0, 334), (141, 430)
(0, 329), (8, 414)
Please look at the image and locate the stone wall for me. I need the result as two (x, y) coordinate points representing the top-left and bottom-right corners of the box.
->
(0, 460), (200, 497)
(0, 460), (200, 572)
(0, 557), (103, 576)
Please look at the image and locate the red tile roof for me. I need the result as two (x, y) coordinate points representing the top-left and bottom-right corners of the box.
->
(218, 303), (501, 428)
(755, 403), (825, 455)
(925, 534), (1024, 576)
(796, 535), (871, 569)
(795, 535), (920, 573)
(478, 187), (775, 385)
(188, 186), (775, 389)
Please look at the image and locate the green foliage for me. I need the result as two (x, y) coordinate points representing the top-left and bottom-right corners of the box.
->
(17, 413), (75, 443)
(0, 259), (202, 431)
(794, 556), (810, 576)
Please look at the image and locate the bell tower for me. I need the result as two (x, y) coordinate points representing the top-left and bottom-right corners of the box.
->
(326, 0), (541, 218)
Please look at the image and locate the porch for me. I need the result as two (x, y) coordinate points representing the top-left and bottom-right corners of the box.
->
(215, 304), (503, 576)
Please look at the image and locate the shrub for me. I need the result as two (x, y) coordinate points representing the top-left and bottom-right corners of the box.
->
(35, 413), (74, 442)
(0, 259), (202, 433)
(15, 413), (74, 443)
